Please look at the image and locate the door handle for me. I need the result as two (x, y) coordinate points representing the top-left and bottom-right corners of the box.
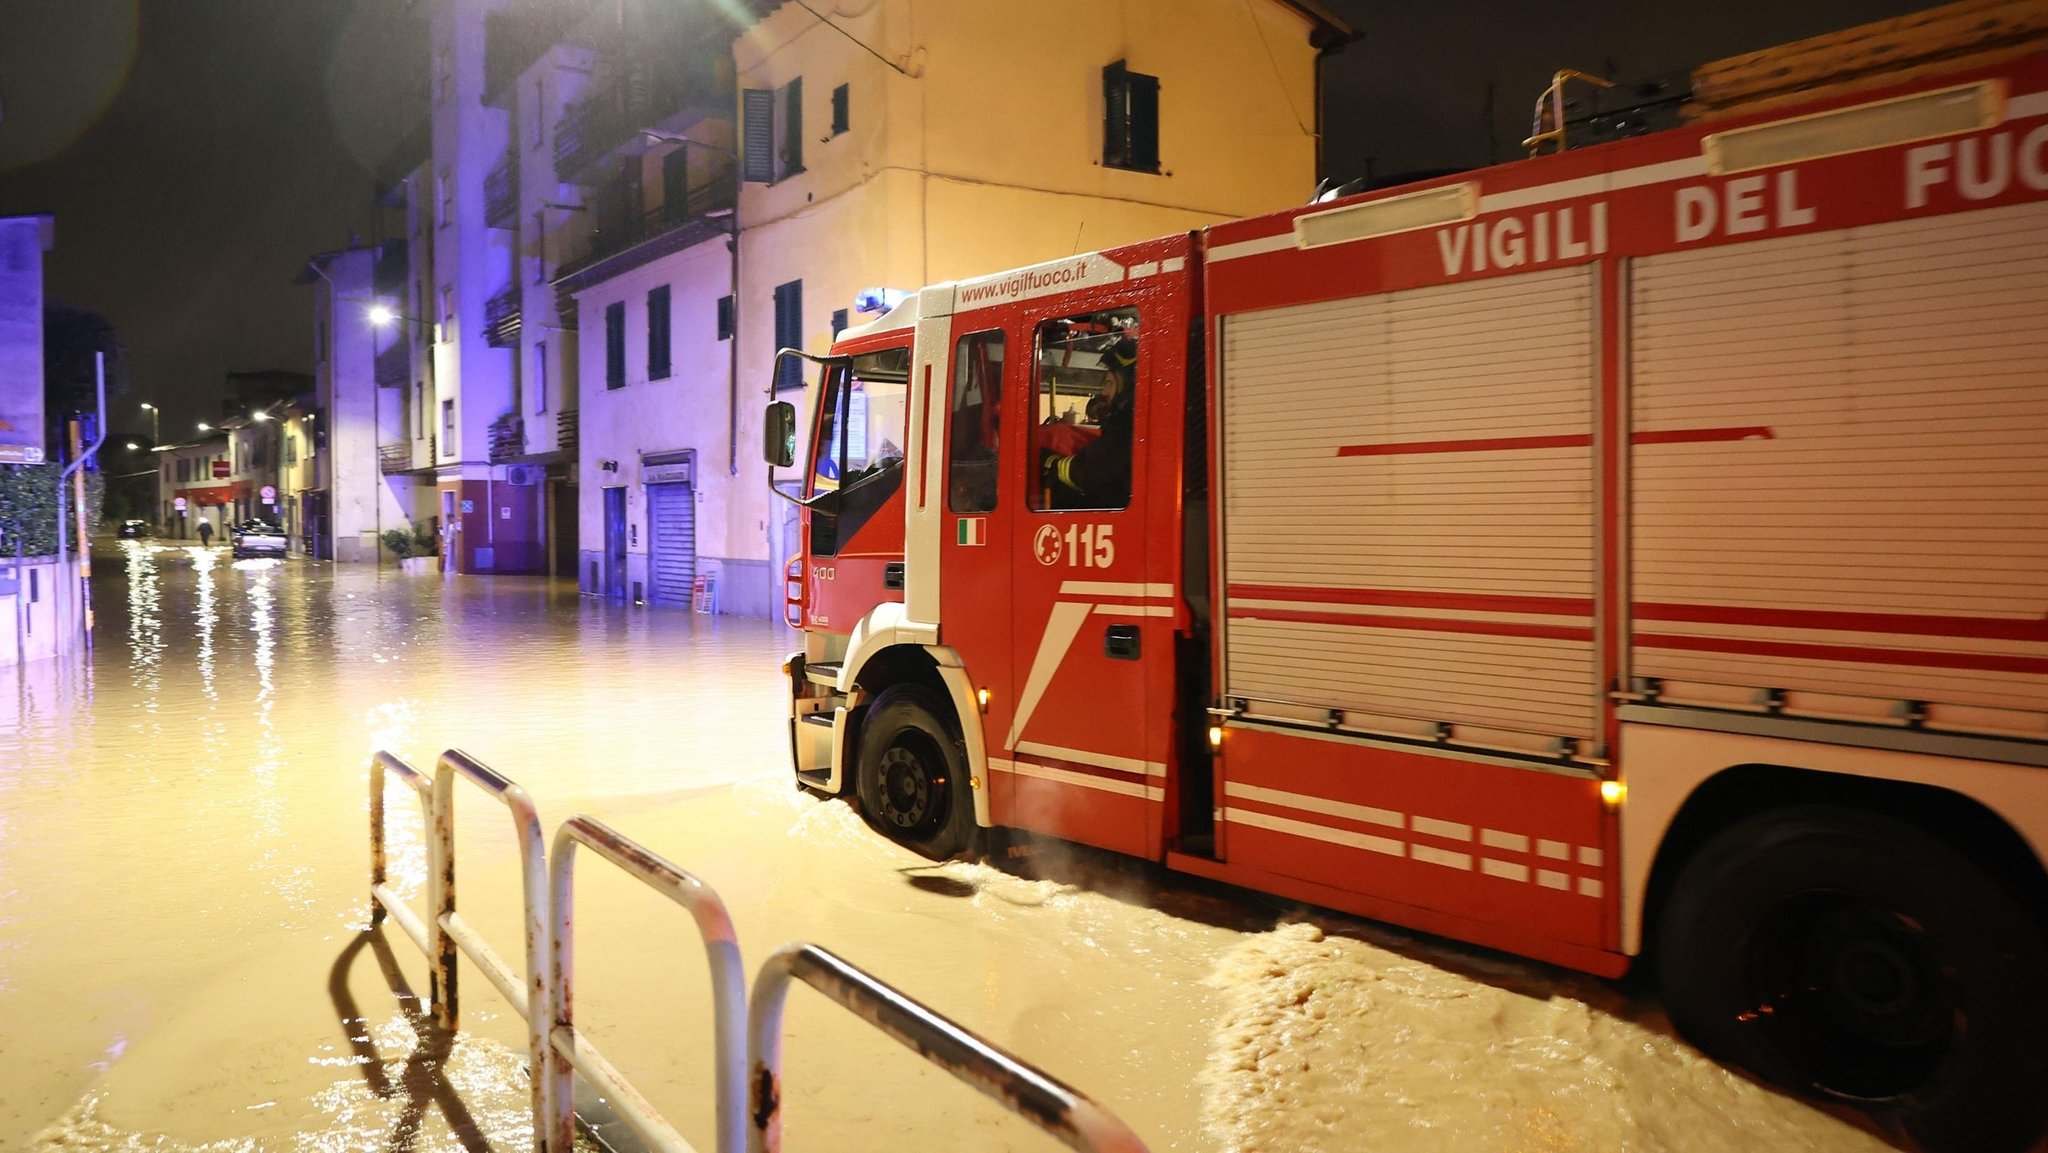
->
(1104, 624), (1140, 661)
(883, 561), (905, 589)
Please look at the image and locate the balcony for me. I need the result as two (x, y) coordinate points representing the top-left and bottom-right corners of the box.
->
(552, 47), (731, 184)
(485, 286), (522, 349)
(374, 340), (409, 390)
(552, 182), (732, 293)
(488, 412), (525, 464)
(485, 155), (518, 227)
(377, 443), (412, 475)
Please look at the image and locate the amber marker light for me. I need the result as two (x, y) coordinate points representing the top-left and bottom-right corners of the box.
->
(1208, 725), (1224, 748)
(1600, 779), (1626, 808)
(977, 688), (991, 712)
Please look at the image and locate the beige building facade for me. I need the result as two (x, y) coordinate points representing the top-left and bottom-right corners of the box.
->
(575, 0), (1352, 613)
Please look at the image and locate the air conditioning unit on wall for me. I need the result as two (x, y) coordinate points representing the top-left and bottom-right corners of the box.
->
(505, 464), (543, 486)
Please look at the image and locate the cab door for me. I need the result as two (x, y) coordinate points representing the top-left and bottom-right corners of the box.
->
(1002, 305), (1171, 858)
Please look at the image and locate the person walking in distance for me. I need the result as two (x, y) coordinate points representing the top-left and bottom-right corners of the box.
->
(196, 519), (214, 548)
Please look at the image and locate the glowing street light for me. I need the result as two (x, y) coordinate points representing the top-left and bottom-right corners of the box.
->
(139, 402), (160, 442)
(197, 422), (212, 432)
(367, 303), (397, 327)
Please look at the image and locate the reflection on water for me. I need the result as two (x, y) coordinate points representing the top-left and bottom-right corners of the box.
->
(0, 551), (1900, 1153)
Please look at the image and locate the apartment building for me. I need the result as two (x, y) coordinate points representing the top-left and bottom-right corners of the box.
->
(393, 0), (1350, 603)
(156, 433), (233, 540)
(302, 243), (419, 563)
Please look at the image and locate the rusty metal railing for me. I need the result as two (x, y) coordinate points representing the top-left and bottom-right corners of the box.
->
(371, 750), (1149, 1153)
(545, 815), (748, 1153)
(368, 749), (556, 1151)
(746, 943), (1150, 1153)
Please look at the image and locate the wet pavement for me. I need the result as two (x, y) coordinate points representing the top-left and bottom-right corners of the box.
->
(0, 542), (1900, 1151)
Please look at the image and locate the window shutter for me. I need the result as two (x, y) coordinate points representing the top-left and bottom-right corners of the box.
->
(774, 280), (803, 391)
(784, 77), (803, 175)
(742, 88), (775, 183)
(1128, 70), (1159, 172)
(716, 294), (735, 340)
(647, 285), (671, 379)
(605, 301), (626, 389)
(1103, 61), (1129, 168)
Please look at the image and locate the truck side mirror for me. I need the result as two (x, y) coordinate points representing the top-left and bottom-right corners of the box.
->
(764, 401), (797, 468)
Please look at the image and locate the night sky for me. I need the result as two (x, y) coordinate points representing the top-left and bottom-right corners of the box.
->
(0, 0), (1927, 441)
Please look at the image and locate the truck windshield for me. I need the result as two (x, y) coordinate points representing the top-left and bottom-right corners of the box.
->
(805, 345), (912, 557)
(810, 347), (911, 497)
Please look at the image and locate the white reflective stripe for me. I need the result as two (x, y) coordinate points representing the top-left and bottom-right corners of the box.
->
(1005, 601), (1093, 749)
(1578, 846), (1604, 867)
(1205, 232), (1295, 263)
(1130, 261), (1160, 278)
(1093, 604), (1173, 617)
(1224, 781), (1402, 829)
(2007, 90), (2048, 120)
(1411, 816), (1471, 841)
(1410, 845), (1472, 870)
(1224, 793), (1604, 896)
(1537, 839), (1571, 860)
(1227, 807), (1404, 857)
(1481, 858), (1530, 882)
(1481, 828), (1529, 852)
(1477, 156), (1710, 213)
(1059, 581), (1175, 598)
(997, 758), (1162, 801)
(1161, 256), (1186, 273)
(1015, 741), (1164, 777)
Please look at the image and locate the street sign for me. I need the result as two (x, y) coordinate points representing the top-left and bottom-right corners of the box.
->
(260, 485), (276, 502)
(173, 497), (188, 512)
(212, 460), (230, 478)
(0, 444), (44, 465)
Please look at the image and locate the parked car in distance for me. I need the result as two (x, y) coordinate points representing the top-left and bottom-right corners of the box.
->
(116, 519), (150, 539)
(230, 520), (287, 559)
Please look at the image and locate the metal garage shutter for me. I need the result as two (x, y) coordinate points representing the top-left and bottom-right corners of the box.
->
(1220, 266), (1599, 749)
(646, 482), (696, 606)
(1631, 200), (2048, 720)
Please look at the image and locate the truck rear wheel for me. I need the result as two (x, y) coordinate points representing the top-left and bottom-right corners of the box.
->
(1657, 806), (2047, 1152)
(855, 686), (978, 860)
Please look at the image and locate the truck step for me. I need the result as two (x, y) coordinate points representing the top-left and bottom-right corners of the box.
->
(805, 661), (842, 688)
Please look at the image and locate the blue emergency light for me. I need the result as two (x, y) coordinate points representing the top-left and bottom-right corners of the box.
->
(853, 287), (909, 315)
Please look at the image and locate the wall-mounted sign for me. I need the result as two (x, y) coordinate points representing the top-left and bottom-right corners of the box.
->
(173, 497), (188, 512)
(212, 460), (230, 478)
(644, 461), (693, 486)
(460, 499), (475, 514)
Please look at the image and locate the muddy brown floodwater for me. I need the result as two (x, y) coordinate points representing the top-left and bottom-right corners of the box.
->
(0, 542), (1899, 1152)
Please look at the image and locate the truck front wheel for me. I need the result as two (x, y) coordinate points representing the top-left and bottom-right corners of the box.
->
(855, 686), (978, 860)
(1657, 806), (2047, 1152)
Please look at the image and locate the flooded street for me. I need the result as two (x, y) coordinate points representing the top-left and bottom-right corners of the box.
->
(0, 543), (1898, 1152)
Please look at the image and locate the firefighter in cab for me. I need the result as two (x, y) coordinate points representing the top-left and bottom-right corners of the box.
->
(1041, 334), (1136, 509)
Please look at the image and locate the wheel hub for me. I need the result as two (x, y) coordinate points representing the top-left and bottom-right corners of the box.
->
(1746, 891), (1955, 1100)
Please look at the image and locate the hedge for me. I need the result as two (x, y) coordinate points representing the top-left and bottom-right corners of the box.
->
(0, 464), (105, 557)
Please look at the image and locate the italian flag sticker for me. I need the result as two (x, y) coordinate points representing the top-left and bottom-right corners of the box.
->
(956, 517), (986, 546)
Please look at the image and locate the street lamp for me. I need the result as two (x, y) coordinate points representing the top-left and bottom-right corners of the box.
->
(197, 421), (212, 432)
(367, 303), (397, 327)
(139, 402), (160, 443)
(125, 441), (140, 451)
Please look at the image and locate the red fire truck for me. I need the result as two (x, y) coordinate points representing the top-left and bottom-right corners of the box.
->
(763, 49), (2048, 1149)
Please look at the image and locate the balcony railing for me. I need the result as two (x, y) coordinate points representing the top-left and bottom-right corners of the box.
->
(485, 286), (522, 349)
(488, 412), (525, 464)
(375, 341), (409, 390)
(552, 182), (732, 287)
(552, 49), (729, 184)
(377, 443), (412, 475)
(485, 155), (518, 227)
